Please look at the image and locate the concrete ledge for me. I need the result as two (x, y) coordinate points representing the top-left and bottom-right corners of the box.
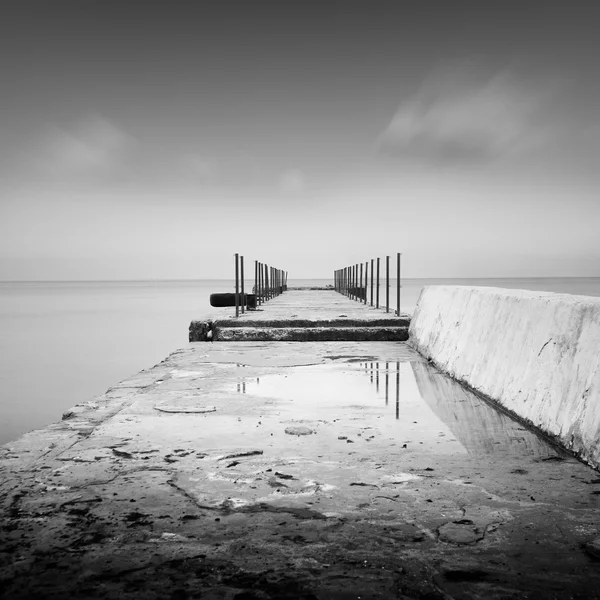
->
(194, 317), (409, 329)
(409, 286), (600, 469)
(215, 326), (409, 342)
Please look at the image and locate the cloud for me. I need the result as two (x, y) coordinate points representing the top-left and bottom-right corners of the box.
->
(279, 168), (305, 194)
(33, 113), (137, 182)
(378, 64), (552, 164)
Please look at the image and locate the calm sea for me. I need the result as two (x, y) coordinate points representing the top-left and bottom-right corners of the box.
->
(1, 277), (599, 445)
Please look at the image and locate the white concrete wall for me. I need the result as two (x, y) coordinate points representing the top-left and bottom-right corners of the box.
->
(409, 286), (600, 469)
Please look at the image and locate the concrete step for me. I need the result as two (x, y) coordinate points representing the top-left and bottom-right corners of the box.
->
(189, 317), (411, 341)
(213, 326), (409, 342)
(212, 317), (410, 328)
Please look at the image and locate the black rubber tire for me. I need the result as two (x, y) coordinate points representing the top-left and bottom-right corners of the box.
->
(210, 293), (256, 308)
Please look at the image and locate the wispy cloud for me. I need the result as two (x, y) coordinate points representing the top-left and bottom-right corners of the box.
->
(378, 63), (553, 164)
(32, 113), (137, 182)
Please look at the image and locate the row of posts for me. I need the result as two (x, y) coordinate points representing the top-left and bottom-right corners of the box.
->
(234, 254), (288, 318)
(334, 253), (402, 317)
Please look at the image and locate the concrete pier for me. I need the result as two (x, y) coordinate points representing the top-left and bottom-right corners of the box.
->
(2, 289), (600, 599)
(190, 289), (410, 342)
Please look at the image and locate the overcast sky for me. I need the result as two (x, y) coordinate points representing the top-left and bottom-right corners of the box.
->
(1, 1), (599, 280)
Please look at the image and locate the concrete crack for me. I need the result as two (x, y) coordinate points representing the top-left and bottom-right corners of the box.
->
(537, 339), (552, 357)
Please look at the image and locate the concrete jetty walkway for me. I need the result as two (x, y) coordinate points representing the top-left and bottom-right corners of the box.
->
(2, 290), (600, 599)
(190, 289), (410, 341)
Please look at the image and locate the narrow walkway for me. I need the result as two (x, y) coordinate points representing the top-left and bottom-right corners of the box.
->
(190, 289), (410, 341)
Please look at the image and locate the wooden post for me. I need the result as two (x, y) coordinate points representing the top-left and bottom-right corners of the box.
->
(235, 253), (240, 318)
(364, 261), (368, 304)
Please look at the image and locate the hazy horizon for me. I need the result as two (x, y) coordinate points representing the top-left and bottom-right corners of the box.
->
(3, 276), (600, 284)
(2, 1), (599, 280)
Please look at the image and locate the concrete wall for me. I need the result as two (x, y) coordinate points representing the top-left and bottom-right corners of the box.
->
(409, 286), (600, 469)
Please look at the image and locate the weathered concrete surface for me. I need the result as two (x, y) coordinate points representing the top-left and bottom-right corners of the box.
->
(3, 341), (600, 599)
(215, 326), (408, 342)
(190, 290), (409, 342)
(409, 286), (600, 470)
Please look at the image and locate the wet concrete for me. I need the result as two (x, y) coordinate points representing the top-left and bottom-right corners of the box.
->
(2, 342), (600, 599)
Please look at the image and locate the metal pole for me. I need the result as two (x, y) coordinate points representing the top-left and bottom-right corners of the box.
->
(370, 259), (374, 306)
(346, 267), (349, 297)
(254, 260), (258, 308)
(235, 253), (240, 318)
(260, 262), (264, 304)
(240, 255), (245, 313)
(397, 252), (401, 317)
(350, 265), (353, 300)
(359, 263), (363, 303)
(348, 266), (350, 297)
(265, 264), (269, 301)
(376, 257), (380, 309)
(349, 265), (353, 300)
(386, 255), (390, 313)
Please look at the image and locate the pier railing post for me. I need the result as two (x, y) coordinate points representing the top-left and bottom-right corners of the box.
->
(260, 262), (264, 304)
(376, 257), (380, 309)
(349, 265), (352, 300)
(359, 263), (363, 302)
(397, 252), (401, 317)
(254, 260), (258, 307)
(386, 255), (389, 313)
(235, 253), (240, 318)
(370, 259), (374, 306)
(265, 264), (269, 301)
(346, 267), (349, 297)
(240, 255), (245, 314)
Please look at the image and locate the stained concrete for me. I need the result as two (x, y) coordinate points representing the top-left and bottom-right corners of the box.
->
(409, 286), (600, 469)
(2, 341), (600, 599)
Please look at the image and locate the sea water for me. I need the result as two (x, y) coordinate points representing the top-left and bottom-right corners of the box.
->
(1, 277), (599, 445)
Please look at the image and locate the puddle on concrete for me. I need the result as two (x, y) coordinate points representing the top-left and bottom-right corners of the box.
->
(231, 360), (554, 459)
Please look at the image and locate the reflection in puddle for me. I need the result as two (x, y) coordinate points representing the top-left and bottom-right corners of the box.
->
(410, 362), (553, 458)
(232, 361), (555, 459)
